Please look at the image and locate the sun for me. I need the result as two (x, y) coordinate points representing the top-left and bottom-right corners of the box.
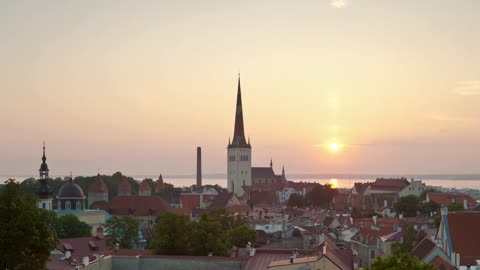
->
(329, 178), (338, 189)
(329, 142), (340, 152)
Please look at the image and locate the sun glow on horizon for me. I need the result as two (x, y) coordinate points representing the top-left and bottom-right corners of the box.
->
(329, 178), (338, 188)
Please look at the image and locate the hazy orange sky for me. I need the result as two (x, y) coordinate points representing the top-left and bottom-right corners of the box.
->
(1, 1), (480, 177)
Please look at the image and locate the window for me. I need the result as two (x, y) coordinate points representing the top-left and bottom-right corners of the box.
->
(370, 250), (376, 259)
(65, 201), (71, 210)
(42, 202), (46, 209)
(76, 201), (81, 210)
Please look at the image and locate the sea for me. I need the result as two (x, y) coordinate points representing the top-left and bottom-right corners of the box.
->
(3, 174), (480, 190)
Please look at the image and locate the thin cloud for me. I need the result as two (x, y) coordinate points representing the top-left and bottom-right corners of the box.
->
(430, 114), (474, 124)
(330, 0), (349, 8)
(452, 80), (480, 96)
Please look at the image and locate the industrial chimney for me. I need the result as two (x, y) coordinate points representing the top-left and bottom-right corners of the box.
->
(197, 147), (202, 187)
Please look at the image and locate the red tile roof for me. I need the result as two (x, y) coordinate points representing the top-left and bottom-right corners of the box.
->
(139, 179), (151, 192)
(118, 177), (132, 193)
(88, 174), (108, 193)
(428, 192), (477, 207)
(48, 236), (109, 270)
(102, 195), (173, 216)
(446, 212), (480, 265)
(155, 175), (164, 192)
(411, 237), (437, 261)
(429, 255), (455, 270)
(370, 178), (410, 191)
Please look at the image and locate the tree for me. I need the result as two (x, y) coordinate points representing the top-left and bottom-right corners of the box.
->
(392, 224), (426, 255)
(54, 214), (92, 238)
(287, 193), (307, 208)
(306, 184), (338, 208)
(418, 200), (440, 215)
(367, 253), (435, 270)
(226, 224), (257, 248)
(394, 195), (420, 217)
(448, 202), (465, 212)
(150, 212), (191, 255)
(104, 216), (139, 249)
(0, 179), (58, 269)
(190, 213), (229, 256)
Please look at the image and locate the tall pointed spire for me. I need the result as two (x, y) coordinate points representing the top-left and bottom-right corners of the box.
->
(229, 74), (250, 148)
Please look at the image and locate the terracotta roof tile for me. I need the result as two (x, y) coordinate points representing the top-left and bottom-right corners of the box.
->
(139, 179), (151, 192)
(446, 212), (480, 265)
(428, 192), (477, 207)
(411, 237), (437, 261)
(88, 174), (108, 193)
(101, 195), (173, 216)
(118, 177), (132, 193)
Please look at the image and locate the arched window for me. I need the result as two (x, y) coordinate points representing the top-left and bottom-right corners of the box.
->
(76, 201), (81, 210)
(65, 201), (71, 210)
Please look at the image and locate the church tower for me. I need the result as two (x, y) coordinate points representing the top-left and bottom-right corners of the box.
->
(227, 75), (252, 197)
(37, 142), (53, 210)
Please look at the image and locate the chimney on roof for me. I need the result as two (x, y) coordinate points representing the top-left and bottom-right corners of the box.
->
(82, 256), (89, 266)
(372, 215), (377, 226)
(464, 199), (468, 209)
(384, 200), (387, 208)
(441, 206), (448, 217)
(456, 253), (461, 268)
(196, 147), (202, 188)
(246, 242), (251, 253)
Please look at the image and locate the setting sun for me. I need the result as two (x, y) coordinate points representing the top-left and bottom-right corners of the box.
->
(329, 178), (338, 188)
(329, 142), (341, 152)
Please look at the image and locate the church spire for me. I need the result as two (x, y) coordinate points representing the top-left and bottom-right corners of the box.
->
(39, 141), (49, 179)
(229, 74), (250, 148)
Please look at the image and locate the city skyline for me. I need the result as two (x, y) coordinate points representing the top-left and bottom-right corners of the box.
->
(2, 1), (480, 176)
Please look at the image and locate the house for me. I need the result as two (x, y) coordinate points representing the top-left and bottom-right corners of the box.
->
(48, 227), (109, 270)
(427, 192), (477, 209)
(208, 192), (252, 216)
(277, 182), (307, 204)
(411, 237), (453, 269)
(350, 216), (404, 268)
(102, 195), (173, 229)
(267, 237), (354, 270)
(436, 207), (480, 268)
(398, 179), (428, 198)
(179, 187), (219, 213)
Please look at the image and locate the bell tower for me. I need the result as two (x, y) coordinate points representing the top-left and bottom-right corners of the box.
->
(227, 75), (252, 197)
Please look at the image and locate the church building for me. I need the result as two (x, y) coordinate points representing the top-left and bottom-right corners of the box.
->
(227, 76), (287, 197)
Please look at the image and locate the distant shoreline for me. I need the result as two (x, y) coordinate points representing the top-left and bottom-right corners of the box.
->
(4, 173), (480, 181)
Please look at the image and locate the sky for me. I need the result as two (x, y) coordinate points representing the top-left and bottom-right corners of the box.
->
(1, 0), (480, 177)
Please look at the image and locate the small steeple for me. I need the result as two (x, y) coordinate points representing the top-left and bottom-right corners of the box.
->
(282, 165), (285, 176)
(39, 142), (49, 179)
(270, 158), (273, 168)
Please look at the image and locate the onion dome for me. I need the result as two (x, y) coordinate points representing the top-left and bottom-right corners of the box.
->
(58, 178), (85, 199)
(88, 173), (109, 193)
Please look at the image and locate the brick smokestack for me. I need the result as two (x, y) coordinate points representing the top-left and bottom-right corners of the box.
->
(197, 147), (202, 187)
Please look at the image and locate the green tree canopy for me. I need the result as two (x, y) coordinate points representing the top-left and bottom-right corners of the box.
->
(0, 179), (58, 269)
(306, 184), (338, 208)
(150, 212), (191, 255)
(367, 253), (435, 270)
(287, 193), (307, 208)
(190, 213), (229, 256)
(392, 224), (426, 255)
(105, 216), (139, 249)
(226, 224), (257, 248)
(150, 211), (257, 256)
(394, 195), (420, 217)
(448, 202), (465, 212)
(54, 214), (92, 239)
